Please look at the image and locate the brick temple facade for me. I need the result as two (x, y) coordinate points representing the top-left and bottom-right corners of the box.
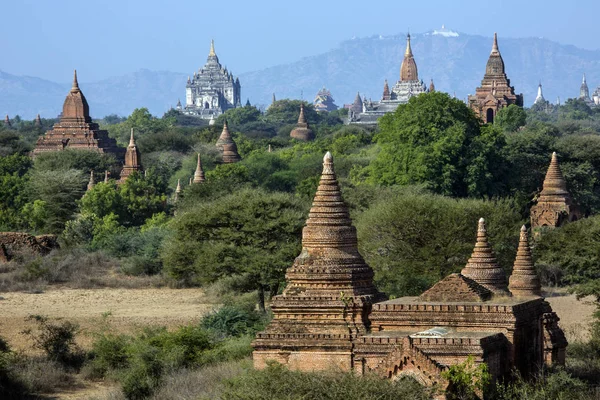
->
(468, 34), (523, 124)
(253, 152), (567, 392)
(531, 152), (581, 230)
(33, 71), (123, 157)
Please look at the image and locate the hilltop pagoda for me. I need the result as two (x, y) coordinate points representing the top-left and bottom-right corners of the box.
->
(33, 70), (123, 157)
(468, 33), (523, 123)
(530, 152), (581, 230)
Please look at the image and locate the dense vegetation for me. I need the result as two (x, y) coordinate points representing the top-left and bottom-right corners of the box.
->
(3, 93), (600, 397)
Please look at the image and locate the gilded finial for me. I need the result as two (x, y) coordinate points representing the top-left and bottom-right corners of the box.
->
(209, 39), (216, 57)
(405, 33), (413, 57)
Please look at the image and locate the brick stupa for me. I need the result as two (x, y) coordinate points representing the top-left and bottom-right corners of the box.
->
(33, 70), (123, 157)
(117, 128), (142, 184)
(215, 120), (241, 163)
(468, 33), (523, 123)
(530, 152), (580, 230)
(254, 177), (568, 389)
(290, 104), (315, 141)
(460, 218), (509, 294)
(253, 152), (385, 371)
(508, 226), (541, 297)
(192, 153), (205, 183)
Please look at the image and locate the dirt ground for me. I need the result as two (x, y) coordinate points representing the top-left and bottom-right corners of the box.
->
(0, 287), (215, 353)
(0, 287), (595, 399)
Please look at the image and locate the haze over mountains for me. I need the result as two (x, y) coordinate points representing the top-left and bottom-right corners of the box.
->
(3, 28), (600, 119)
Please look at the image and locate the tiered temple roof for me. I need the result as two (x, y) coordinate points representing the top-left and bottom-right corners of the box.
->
(468, 33), (523, 123)
(508, 226), (541, 297)
(313, 87), (338, 112)
(253, 152), (385, 370)
(349, 34), (427, 125)
(118, 128), (142, 184)
(33, 71), (123, 157)
(192, 153), (205, 183)
(460, 218), (509, 294)
(183, 40), (241, 119)
(215, 120), (241, 163)
(290, 104), (315, 141)
(531, 152), (581, 229)
(34, 114), (42, 128)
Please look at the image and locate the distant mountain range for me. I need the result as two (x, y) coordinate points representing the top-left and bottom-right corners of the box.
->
(3, 28), (600, 119)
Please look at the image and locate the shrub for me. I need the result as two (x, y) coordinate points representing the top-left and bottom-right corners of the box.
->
(201, 305), (265, 337)
(441, 356), (490, 400)
(220, 362), (432, 400)
(22, 315), (84, 368)
(494, 369), (594, 400)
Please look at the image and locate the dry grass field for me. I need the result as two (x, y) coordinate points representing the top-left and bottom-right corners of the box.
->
(0, 287), (214, 353)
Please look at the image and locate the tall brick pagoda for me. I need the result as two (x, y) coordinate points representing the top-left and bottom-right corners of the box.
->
(460, 218), (509, 294)
(530, 152), (581, 230)
(290, 104), (315, 141)
(117, 128), (142, 184)
(33, 70), (123, 157)
(468, 33), (523, 124)
(254, 157), (567, 389)
(215, 120), (241, 163)
(192, 153), (205, 183)
(253, 152), (385, 371)
(508, 226), (541, 297)
(4, 115), (11, 128)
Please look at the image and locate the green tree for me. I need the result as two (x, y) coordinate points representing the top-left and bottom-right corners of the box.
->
(33, 149), (119, 177)
(355, 188), (523, 297)
(118, 172), (168, 227)
(162, 188), (307, 311)
(0, 154), (31, 229)
(369, 92), (505, 197)
(265, 100), (319, 126)
(495, 104), (526, 132)
(26, 169), (86, 233)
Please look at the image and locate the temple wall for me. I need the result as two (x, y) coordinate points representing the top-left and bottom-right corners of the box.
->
(253, 350), (352, 372)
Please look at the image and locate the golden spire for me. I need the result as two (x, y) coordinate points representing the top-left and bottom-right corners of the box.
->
(176, 179), (182, 193)
(404, 33), (413, 57)
(209, 39), (216, 57)
(508, 225), (542, 297)
(400, 34), (419, 81)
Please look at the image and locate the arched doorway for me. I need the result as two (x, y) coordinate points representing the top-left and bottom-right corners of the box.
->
(486, 108), (494, 124)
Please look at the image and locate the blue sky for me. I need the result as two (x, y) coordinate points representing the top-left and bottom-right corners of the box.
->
(1, 0), (598, 82)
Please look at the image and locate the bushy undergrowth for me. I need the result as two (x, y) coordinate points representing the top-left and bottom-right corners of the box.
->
(88, 304), (263, 399)
(219, 362), (432, 400)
